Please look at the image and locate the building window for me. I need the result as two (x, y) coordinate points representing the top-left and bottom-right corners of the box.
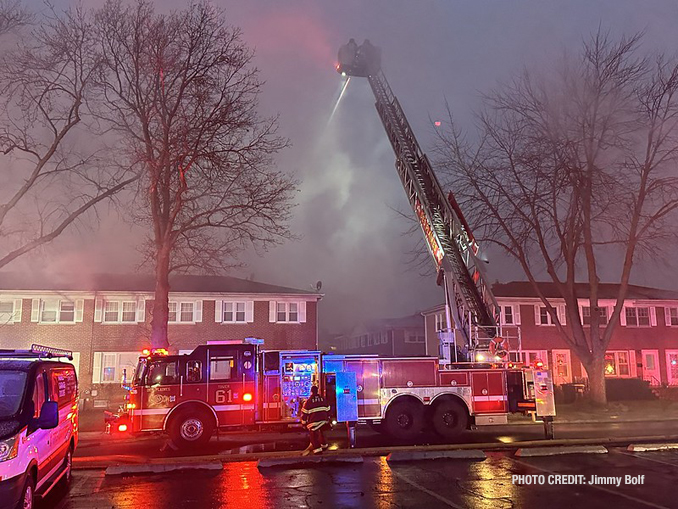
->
(503, 306), (514, 325)
(537, 306), (555, 325)
(103, 301), (119, 322)
(168, 301), (198, 323)
(508, 350), (548, 368)
(40, 299), (76, 323)
(95, 352), (139, 384)
(0, 301), (14, 323)
(666, 308), (678, 326)
(102, 300), (138, 323)
(625, 307), (650, 327)
(122, 301), (136, 322)
(224, 302), (246, 323)
(405, 332), (425, 343)
(434, 312), (446, 332)
(582, 306), (609, 326)
(605, 351), (632, 377)
(276, 302), (300, 323)
(180, 302), (194, 322)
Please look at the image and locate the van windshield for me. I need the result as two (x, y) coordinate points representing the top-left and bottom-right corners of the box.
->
(0, 371), (27, 418)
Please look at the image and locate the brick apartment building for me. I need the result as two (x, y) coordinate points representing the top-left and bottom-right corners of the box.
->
(0, 273), (322, 407)
(336, 314), (426, 356)
(423, 281), (678, 387)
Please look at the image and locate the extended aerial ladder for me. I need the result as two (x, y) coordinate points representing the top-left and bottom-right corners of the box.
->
(337, 40), (511, 364)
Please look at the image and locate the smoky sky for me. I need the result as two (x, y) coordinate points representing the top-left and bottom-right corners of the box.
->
(16, 0), (678, 336)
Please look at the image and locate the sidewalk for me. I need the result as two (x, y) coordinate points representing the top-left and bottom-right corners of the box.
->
(510, 399), (678, 425)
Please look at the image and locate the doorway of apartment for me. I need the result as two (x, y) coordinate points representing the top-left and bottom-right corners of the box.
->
(552, 349), (572, 385)
(641, 350), (661, 386)
(666, 350), (678, 385)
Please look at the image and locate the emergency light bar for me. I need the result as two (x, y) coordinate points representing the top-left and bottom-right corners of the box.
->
(31, 344), (74, 359)
(0, 344), (73, 360)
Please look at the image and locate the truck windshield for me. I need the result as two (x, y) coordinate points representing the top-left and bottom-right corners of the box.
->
(0, 371), (27, 418)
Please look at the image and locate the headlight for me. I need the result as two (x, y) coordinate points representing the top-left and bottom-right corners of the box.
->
(0, 435), (20, 462)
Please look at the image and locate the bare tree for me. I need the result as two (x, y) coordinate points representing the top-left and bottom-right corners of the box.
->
(0, 6), (138, 269)
(94, 1), (295, 349)
(435, 31), (678, 404)
(0, 0), (30, 35)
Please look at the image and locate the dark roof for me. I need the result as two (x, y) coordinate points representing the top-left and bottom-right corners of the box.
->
(492, 281), (678, 300)
(0, 272), (319, 296)
(422, 280), (678, 315)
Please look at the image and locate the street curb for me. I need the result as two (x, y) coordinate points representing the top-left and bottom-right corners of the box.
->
(257, 455), (364, 468)
(627, 443), (678, 452)
(508, 417), (678, 426)
(386, 449), (486, 462)
(515, 445), (608, 457)
(105, 461), (223, 476)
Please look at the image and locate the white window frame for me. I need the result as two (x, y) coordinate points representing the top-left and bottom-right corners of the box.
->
(509, 350), (548, 368)
(33, 298), (83, 324)
(101, 299), (139, 324)
(404, 331), (425, 344)
(224, 301), (246, 323)
(580, 305), (610, 326)
(0, 299), (21, 325)
(534, 304), (565, 326)
(500, 304), (521, 326)
(92, 351), (139, 384)
(434, 312), (447, 332)
(168, 300), (202, 324)
(665, 307), (678, 327)
(271, 301), (303, 323)
(622, 306), (655, 327)
(604, 350), (636, 378)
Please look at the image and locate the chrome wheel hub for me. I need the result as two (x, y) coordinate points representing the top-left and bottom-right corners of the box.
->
(180, 418), (204, 440)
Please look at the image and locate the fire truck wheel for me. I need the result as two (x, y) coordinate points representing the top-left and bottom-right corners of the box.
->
(431, 400), (467, 440)
(384, 399), (423, 440)
(168, 409), (215, 447)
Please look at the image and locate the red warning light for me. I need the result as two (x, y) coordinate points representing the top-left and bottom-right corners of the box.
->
(243, 393), (253, 402)
(535, 360), (544, 368)
(434, 121), (441, 127)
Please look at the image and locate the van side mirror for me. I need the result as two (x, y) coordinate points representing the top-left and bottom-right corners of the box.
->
(34, 401), (59, 430)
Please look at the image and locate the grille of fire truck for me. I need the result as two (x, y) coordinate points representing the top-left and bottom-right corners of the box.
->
(367, 69), (500, 347)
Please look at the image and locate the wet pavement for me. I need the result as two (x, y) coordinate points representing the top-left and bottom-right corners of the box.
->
(44, 447), (678, 508)
(74, 419), (678, 461)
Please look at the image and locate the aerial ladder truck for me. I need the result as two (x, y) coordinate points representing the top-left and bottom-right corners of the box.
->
(337, 40), (510, 366)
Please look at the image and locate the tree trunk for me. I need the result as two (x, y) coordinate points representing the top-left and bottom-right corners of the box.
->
(150, 244), (171, 350)
(583, 357), (607, 405)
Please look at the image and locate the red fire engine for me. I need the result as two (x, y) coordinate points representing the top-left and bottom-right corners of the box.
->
(124, 339), (554, 448)
(120, 40), (557, 448)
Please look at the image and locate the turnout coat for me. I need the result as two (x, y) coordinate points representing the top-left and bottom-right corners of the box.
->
(301, 394), (330, 431)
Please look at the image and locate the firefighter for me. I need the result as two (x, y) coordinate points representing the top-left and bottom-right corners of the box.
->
(300, 385), (330, 455)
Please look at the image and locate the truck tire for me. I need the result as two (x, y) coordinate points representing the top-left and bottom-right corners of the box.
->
(168, 409), (215, 448)
(385, 399), (423, 440)
(57, 445), (73, 489)
(431, 400), (467, 440)
(16, 472), (35, 509)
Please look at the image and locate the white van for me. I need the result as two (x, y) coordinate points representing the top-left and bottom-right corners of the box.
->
(0, 345), (78, 509)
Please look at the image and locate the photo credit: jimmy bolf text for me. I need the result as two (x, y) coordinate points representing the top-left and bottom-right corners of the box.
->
(512, 474), (646, 486)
